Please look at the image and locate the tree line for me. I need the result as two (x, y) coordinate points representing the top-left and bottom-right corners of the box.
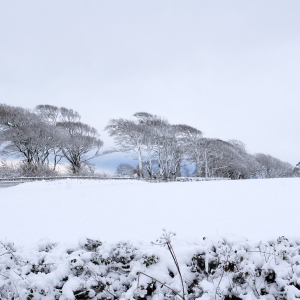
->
(106, 112), (298, 180)
(0, 104), (299, 179)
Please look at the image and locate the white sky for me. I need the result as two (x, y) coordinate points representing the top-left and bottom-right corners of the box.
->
(1, 1), (299, 171)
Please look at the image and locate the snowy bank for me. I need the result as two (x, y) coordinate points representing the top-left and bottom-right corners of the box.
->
(1, 234), (300, 299)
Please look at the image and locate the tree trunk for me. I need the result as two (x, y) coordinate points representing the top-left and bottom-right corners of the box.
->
(137, 145), (143, 178)
(204, 150), (209, 178)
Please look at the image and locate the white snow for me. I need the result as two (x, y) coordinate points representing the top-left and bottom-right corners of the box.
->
(0, 178), (300, 246)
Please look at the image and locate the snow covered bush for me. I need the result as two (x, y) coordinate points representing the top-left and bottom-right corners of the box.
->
(0, 160), (21, 178)
(2, 234), (300, 299)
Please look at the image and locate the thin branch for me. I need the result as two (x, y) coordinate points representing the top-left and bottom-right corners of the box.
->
(137, 272), (184, 300)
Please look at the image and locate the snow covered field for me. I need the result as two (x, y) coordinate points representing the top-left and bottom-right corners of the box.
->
(1, 178), (299, 246)
(1, 178), (300, 299)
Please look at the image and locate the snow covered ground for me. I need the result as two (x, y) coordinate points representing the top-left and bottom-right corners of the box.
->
(0, 178), (299, 246)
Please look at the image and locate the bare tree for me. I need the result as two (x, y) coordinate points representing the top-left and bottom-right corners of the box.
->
(0, 104), (58, 174)
(1, 104), (102, 176)
(35, 105), (76, 170)
(255, 153), (294, 178)
(105, 115), (149, 178)
(186, 138), (259, 179)
(294, 162), (300, 176)
(176, 124), (203, 176)
(106, 113), (197, 181)
(195, 138), (228, 178)
(115, 163), (136, 177)
(133, 113), (184, 180)
(57, 121), (103, 174)
(35, 105), (85, 171)
(154, 124), (184, 180)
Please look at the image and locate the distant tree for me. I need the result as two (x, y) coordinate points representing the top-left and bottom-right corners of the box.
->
(255, 153), (294, 178)
(35, 105), (81, 170)
(155, 124), (184, 180)
(195, 138), (232, 178)
(294, 162), (300, 176)
(185, 138), (226, 178)
(106, 113), (201, 180)
(0, 104), (58, 174)
(115, 163), (136, 177)
(105, 114), (150, 178)
(133, 112), (168, 179)
(224, 140), (260, 179)
(35, 104), (103, 174)
(133, 113), (185, 180)
(57, 121), (103, 174)
(187, 138), (259, 179)
(0, 104), (103, 176)
(177, 125), (203, 176)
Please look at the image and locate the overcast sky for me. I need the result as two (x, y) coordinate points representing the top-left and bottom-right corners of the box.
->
(1, 1), (299, 172)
